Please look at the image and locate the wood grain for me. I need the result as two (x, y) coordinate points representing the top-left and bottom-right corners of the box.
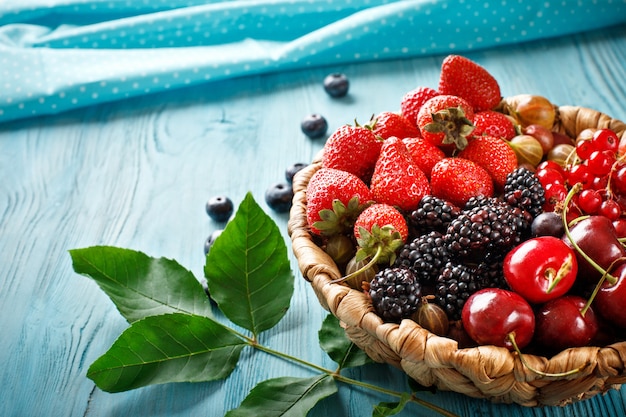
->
(1, 24), (626, 417)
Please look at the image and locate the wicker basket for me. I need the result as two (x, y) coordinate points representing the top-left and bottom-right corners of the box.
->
(287, 98), (626, 407)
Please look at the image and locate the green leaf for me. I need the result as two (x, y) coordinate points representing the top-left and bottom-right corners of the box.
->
(226, 375), (338, 417)
(70, 246), (212, 322)
(204, 192), (293, 336)
(372, 393), (412, 417)
(87, 313), (246, 392)
(319, 314), (372, 369)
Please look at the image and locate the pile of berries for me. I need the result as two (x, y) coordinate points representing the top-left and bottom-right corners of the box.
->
(305, 54), (626, 356)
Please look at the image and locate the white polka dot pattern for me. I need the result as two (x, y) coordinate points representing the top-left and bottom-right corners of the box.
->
(0, 0), (625, 123)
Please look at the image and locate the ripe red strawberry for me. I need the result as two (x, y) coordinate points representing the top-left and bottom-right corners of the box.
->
(369, 137), (430, 212)
(306, 168), (373, 236)
(400, 86), (439, 126)
(402, 137), (445, 179)
(322, 124), (382, 181)
(438, 54), (501, 112)
(472, 110), (517, 140)
(430, 157), (494, 207)
(416, 94), (475, 151)
(354, 203), (409, 243)
(458, 135), (519, 191)
(370, 111), (420, 140)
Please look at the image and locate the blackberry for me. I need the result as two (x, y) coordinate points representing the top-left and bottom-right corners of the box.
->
(408, 195), (461, 236)
(473, 254), (509, 290)
(445, 199), (530, 261)
(369, 267), (421, 323)
(435, 262), (481, 321)
(503, 167), (546, 218)
(394, 231), (451, 286)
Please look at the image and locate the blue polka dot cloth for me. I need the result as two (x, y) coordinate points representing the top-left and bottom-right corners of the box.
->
(1, 0), (625, 124)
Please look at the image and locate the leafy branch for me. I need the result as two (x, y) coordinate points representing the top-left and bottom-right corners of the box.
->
(70, 192), (456, 417)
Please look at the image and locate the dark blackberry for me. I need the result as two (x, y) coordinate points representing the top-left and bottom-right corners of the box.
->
(408, 195), (461, 236)
(503, 167), (546, 218)
(369, 267), (422, 323)
(445, 199), (530, 261)
(435, 262), (481, 321)
(473, 254), (509, 290)
(394, 231), (451, 286)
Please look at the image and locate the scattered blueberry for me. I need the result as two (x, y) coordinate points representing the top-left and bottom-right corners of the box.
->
(204, 229), (223, 255)
(285, 162), (308, 184)
(265, 182), (294, 213)
(205, 195), (234, 222)
(323, 73), (349, 98)
(300, 114), (328, 139)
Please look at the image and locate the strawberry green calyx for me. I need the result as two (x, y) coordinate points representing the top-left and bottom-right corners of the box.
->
(423, 106), (475, 151)
(312, 196), (371, 237)
(332, 224), (403, 285)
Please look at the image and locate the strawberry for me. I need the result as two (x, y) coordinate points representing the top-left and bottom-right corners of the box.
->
(402, 137), (445, 179)
(322, 124), (382, 181)
(370, 111), (420, 140)
(369, 137), (431, 212)
(416, 94), (475, 151)
(400, 86), (439, 126)
(458, 135), (519, 191)
(438, 54), (501, 112)
(306, 168), (373, 236)
(353, 203), (409, 243)
(335, 203), (408, 285)
(472, 110), (517, 140)
(430, 157), (494, 207)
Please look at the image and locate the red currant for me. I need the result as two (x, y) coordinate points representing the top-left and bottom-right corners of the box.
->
(598, 199), (621, 221)
(613, 218), (626, 238)
(567, 164), (591, 187)
(575, 138), (596, 160)
(536, 168), (564, 188)
(577, 189), (602, 214)
(592, 128), (620, 153)
(611, 165), (626, 195)
(537, 160), (565, 175)
(543, 183), (567, 211)
(587, 150), (616, 177)
(590, 175), (609, 191)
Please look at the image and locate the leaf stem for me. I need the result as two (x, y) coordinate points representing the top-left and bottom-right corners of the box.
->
(240, 337), (458, 417)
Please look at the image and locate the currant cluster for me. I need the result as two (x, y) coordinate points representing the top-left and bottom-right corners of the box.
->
(536, 128), (626, 234)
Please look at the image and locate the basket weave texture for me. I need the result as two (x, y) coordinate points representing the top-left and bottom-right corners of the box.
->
(287, 98), (626, 407)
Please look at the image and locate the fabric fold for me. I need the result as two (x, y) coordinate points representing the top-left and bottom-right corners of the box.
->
(1, 0), (625, 124)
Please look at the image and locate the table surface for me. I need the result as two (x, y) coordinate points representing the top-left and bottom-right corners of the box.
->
(2, 18), (626, 417)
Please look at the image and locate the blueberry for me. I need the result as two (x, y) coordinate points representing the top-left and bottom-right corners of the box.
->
(204, 229), (223, 255)
(285, 162), (308, 184)
(205, 195), (234, 222)
(300, 114), (328, 139)
(265, 183), (294, 213)
(323, 73), (349, 98)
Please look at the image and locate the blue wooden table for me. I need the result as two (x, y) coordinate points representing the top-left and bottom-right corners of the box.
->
(2, 3), (626, 416)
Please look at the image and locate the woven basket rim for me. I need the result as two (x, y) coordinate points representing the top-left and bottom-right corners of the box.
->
(287, 99), (626, 407)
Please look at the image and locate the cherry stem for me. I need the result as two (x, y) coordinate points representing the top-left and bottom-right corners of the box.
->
(545, 254), (574, 293)
(580, 256), (626, 316)
(561, 183), (617, 285)
(329, 245), (382, 284)
(507, 333), (590, 378)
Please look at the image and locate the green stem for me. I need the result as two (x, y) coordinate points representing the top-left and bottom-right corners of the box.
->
(239, 336), (459, 417)
(330, 244), (382, 284)
(561, 183), (617, 285)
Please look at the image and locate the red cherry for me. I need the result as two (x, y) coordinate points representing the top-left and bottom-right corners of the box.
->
(611, 164), (626, 195)
(462, 288), (535, 351)
(542, 182), (567, 211)
(577, 189), (602, 214)
(503, 236), (578, 304)
(612, 218), (626, 238)
(594, 262), (626, 328)
(591, 128), (619, 153)
(534, 295), (599, 352)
